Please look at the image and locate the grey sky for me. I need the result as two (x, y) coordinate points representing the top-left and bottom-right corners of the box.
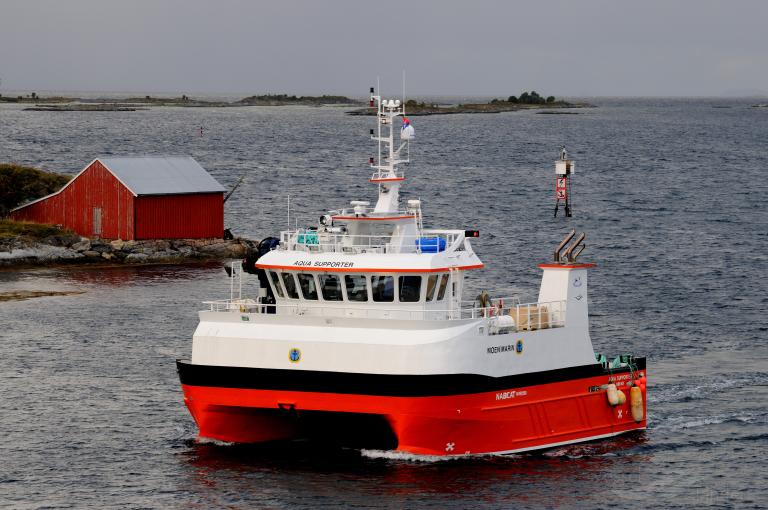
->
(1, 0), (766, 97)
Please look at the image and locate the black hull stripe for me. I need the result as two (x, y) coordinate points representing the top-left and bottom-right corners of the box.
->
(177, 357), (646, 397)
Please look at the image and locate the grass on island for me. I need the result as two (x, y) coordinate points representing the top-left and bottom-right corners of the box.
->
(2, 92), (360, 107)
(404, 91), (571, 113)
(0, 290), (86, 302)
(0, 93), (75, 103)
(0, 163), (76, 243)
(0, 163), (71, 217)
(0, 218), (75, 240)
(348, 91), (584, 116)
(235, 94), (357, 106)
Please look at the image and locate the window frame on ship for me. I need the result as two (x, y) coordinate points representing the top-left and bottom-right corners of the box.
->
(267, 271), (452, 304)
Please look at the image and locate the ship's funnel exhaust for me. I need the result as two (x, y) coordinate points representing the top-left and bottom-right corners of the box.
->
(563, 232), (586, 262)
(554, 230), (586, 263)
(571, 243), (586, 261)
(554, 229), (576, 263)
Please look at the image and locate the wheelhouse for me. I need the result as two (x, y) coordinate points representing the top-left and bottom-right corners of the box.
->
(266, 270), (453, 304)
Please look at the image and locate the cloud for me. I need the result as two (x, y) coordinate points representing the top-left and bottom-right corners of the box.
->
(0, 0), (766, 96)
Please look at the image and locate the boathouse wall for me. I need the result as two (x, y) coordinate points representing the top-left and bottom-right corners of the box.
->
(10, 157), (224, 240)
(10, 160), (135, 239)
(134, 193), (224, 240)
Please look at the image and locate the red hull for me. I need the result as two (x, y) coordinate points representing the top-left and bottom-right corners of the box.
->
(180, 366), (647, 456)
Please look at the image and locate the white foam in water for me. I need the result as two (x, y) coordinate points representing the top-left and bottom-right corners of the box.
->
(652, 374), (768, 403)
(362, 449), (520, 462)
(168, 424), (194, 443)
(541, 443), (619, 459)
(658, 412), (761, 431)
(361, 449), (479, 462)
(195, 436), (234, 447)
(543, 447), (588, 458)
(679, 417), (731, 429)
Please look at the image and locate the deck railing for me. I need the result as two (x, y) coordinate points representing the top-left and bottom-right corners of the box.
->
(202, 298), (566, 331)
(278, 229), (463, 255)
(370, 170), (405, 181)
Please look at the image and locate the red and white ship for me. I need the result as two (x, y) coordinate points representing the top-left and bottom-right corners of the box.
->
(177, 88), (647, 456)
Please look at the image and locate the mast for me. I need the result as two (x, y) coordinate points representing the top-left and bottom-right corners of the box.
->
(368, 86), (413, 213)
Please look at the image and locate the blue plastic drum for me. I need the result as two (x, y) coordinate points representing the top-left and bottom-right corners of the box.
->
(415, 237), (446, 253)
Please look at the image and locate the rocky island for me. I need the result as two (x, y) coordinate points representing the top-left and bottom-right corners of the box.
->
(347, 91), (591, 116)
(3, 90), (590, 115)
(0, 225), (252, 267)
(2, 92), (362, 111)
(234, 94), (360, 106)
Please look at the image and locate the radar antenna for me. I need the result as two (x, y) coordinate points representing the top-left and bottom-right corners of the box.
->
(368, 83), (414, 213)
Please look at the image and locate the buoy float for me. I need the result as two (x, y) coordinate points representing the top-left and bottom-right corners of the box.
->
(630, 386), (644, 422)
(633, 376), (647, 394)
(606, 384), (620, 406)
(617, 389), (627, 405)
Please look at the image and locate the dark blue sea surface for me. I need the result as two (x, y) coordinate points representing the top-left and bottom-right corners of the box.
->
(1, 99), (766, 508)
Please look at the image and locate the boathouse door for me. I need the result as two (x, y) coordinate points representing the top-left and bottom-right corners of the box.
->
(93, 207), (102, 236)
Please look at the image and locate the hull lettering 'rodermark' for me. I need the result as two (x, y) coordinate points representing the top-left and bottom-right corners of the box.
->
(487, 344), (517, 354)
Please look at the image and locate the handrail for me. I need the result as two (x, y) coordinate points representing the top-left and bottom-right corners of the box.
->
(278, 229), (464, 255)
(370, 170), (405, 180)
(326, 208), (413, 217)
(202, 298), (567, 330)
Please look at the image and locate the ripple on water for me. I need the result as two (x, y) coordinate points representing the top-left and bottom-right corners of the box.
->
(1, 98), (767, 509)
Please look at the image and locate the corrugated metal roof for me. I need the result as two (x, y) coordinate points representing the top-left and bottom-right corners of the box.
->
(98, 156), (225, 196)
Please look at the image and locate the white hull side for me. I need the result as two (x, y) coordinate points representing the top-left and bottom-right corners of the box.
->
(191, 312), (597, 378)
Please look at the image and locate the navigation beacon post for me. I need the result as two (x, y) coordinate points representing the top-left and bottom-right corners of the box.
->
(554, 147), (575, 218)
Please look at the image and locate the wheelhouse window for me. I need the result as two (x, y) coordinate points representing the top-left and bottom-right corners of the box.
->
(281, 272), (300, 299)
(344, 274), (369, 302)
(297, 273), (318, 300)
(437, 274), (450, 301)
(371, 275), (394, 302)
(269, 271), (285, 298)
(398, 275), (422, 302)
(319, 274), (343, 301)
(426, 274), (439, 301)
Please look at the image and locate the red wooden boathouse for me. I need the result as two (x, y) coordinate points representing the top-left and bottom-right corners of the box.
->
(10, 156), (226, 240)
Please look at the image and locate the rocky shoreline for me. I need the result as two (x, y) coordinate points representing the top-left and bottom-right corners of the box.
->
(0, 235), (255, 267)
(3, 93), (362, 110)
(23, 104), (146, 112)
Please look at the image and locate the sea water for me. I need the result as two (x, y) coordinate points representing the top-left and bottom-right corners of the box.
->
(1, 98), (766, 508)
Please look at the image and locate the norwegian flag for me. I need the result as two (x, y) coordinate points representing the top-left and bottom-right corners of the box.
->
(400, 117), (415, 140)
